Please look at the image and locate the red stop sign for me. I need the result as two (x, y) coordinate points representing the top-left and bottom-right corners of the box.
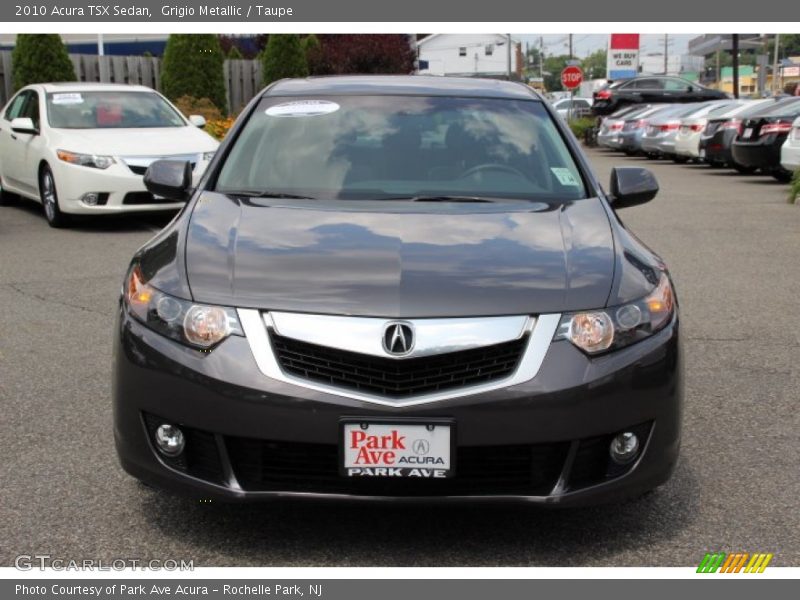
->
(561, 66), (584, 90)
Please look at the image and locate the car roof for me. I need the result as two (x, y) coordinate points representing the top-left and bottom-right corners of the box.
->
(31, 82), (156, 93)
(265, 75), (540, 101)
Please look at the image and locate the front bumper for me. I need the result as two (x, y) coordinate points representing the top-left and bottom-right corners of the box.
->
(51, 157), (210, 215)
(113, 308), (683, 506)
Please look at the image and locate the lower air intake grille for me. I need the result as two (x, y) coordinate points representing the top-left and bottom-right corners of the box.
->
(269, 333), (528, 399)
(226, 437), (569, 496)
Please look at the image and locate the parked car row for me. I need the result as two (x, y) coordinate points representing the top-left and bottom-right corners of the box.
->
(596, 96), (800, 182)
(592, 75), (728, 116)
(0, 82), (219, 227)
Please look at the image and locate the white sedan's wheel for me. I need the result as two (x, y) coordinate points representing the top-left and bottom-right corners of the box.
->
(39, 166), (70, 228)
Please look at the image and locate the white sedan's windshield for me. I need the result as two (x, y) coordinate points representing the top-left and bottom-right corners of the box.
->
(216, 95), (587, 201)
(46, 91), (186, 129)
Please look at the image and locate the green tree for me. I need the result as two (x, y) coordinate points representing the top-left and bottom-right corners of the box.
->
(161, 34), (227, 112)
(302, 34), (321, 56)
(542, 54), (570, 91)
(11, 34), (76, 90)
(261, 34), (309, 85)
(581, 49), (607, 80)
(227, 45), (243, 60)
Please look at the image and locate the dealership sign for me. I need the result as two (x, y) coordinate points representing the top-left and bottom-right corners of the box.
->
(607, 34), (640, 80)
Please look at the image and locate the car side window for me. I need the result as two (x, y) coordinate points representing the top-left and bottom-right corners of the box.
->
(4, 91), (28, 122)
(632, 79), (663, 90)
(20, 91), (41, 129)
(664, 79), (690, 91)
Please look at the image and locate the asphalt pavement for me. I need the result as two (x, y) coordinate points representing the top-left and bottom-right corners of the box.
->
(1, 149), (798, 567)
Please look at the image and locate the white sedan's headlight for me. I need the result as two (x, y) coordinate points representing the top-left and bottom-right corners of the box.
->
(57, 149), (115, 169)
(556, 274), (675, 354)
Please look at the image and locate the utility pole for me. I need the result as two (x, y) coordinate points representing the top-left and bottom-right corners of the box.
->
(664, 34), (668, 74)
(569, 34), (573, 60)
(541, 37), (546, 81)
(773, 33), (781, 94)
(732, 34), (740, 99)
(507, 33), (512, 80)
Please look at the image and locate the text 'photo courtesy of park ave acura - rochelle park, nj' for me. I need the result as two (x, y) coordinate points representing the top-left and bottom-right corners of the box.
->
(0, 16), (798, 595)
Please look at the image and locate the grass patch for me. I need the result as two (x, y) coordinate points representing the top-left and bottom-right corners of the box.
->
(790, 169), (800, 205)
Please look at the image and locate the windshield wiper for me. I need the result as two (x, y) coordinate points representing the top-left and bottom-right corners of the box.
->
(384, 195), (496, 203)
(224, 190), (317, 200)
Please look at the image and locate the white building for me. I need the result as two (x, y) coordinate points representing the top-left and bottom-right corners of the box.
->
(639, 53), (705, 77)
(417, 34), (521, 78)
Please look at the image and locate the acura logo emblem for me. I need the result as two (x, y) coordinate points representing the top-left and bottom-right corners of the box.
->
(383, 322), (414, 356)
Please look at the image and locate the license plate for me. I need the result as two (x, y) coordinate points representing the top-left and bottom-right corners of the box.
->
(743, 128), (753, 139)
(341, 420), (453, 478)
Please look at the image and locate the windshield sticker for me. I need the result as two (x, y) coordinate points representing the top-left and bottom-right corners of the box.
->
(551, 168), (580, 186)
(51, 93), (84, 105)
(265, 100), (340, 118)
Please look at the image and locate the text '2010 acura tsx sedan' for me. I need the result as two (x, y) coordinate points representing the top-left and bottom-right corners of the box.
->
(113, 76), (682, 505)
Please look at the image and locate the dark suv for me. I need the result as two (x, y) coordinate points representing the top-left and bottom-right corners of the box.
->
(593, 76), (727, 116)
(114, 76), (682, 505)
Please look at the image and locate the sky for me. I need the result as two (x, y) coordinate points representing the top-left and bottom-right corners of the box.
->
(518, 34), (692, 58)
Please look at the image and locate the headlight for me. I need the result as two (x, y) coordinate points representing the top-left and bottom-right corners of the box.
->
(202, 151), (216, 161)
(57, 149), (115, 169)
(556, 274), (675, 354)
(124, 265), (242, 350)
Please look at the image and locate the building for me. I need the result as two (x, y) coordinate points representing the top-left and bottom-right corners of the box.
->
(639, 53), (704, 78)
(0, 34), (170, 56)
(416, 34), (522, 78)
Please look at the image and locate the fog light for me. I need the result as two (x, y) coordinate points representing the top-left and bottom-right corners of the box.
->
(609, 432), (639, 464)
(154, 423), (185, 457)
(80, 192), (100, 206)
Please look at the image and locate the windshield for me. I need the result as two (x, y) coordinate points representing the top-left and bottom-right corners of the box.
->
(46, 91), (186, 129)
(215, 95), (588, 201)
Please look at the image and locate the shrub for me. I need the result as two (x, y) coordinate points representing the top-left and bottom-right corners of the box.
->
(172, 95), (223, 122)
(161, 34), (227, 113)
(789, 169), (800, 205)
(227, 45), (243, 60)
(307, 35), (416, 75)
(261, 34), (309, 85)
(205, 116), (236, 141)
(568, 117), (596, 141)
(12, 34), (76, 90)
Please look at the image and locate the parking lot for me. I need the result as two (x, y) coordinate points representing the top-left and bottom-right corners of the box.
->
(1, 147), (798, 567)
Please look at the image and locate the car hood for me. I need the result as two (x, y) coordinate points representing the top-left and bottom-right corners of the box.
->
(183, 193), (616, 317)
(49, 126), (218, 156)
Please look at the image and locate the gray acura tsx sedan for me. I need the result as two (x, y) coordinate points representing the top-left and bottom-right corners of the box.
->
(113, 75), (682, 505)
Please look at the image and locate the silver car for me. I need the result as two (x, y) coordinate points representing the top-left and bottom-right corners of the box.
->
(640, 102), (728, 158)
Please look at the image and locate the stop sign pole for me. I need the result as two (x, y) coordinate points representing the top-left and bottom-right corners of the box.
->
(560, 65), (584, 120)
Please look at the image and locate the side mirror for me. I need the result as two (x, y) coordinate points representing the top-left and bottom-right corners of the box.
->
(10, 117), (37, 135)
(609, 167), (659, 208)
(144, 160), (193, 202)
(188, 115), (206, 128)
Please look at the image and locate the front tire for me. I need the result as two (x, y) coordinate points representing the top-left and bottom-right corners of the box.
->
(39, 166), (70, 228)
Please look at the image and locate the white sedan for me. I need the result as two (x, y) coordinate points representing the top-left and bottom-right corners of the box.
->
(0, 83), (219, 227)
(780, 116), (800, 173)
